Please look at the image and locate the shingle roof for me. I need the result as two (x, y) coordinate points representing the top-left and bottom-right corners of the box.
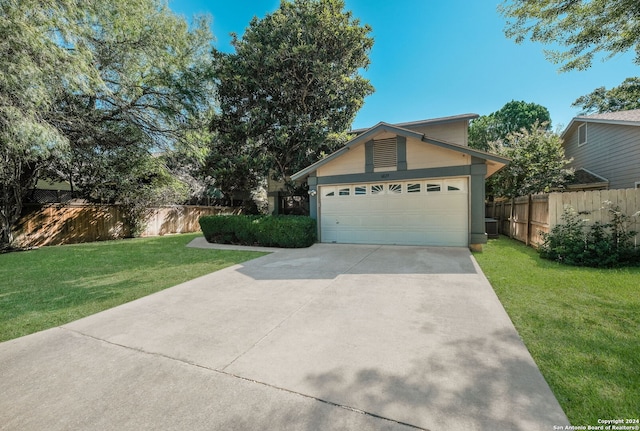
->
(576, 109), (640, 123)
(561, 109), (640, 139)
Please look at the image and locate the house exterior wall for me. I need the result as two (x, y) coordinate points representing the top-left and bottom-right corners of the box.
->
(406, 136), (471, 170)
(564, 122), (640, 189)
(407, 122), (468, 145)
(317, 144), (366, 177)
(317, 133), (469, 178)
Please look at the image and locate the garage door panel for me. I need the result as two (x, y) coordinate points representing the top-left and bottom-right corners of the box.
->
(320, 179), (469, 246)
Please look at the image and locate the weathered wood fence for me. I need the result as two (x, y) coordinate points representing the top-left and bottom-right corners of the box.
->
(14, 204), (241, 248)
(486, 188), (640, 247)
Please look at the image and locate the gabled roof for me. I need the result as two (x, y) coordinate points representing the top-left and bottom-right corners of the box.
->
(291, 121), (509, 181)
(561, 109), (640, 139)
(349, 113), (479, 135)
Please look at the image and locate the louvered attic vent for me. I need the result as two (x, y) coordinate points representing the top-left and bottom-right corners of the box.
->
(373, 138), (397, 168)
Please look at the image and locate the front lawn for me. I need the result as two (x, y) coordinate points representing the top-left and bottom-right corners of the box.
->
(473, 236), (640, 426)
(0, 233), (266, 342)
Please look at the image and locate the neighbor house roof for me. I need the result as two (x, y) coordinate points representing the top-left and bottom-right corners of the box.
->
(292, 121), (509, 181)
(561, 109), (640, 139)
(565, 168), (609, 190)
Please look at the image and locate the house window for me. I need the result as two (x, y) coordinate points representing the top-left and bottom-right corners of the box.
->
(371, 184), (384, 195)
(407, 183), (421, 193)
(354, 185), (367, 195)
(373, 138), (397, 169)
(635, 181), (640, 189)
(578, 123), (587, 146)
(324, 188), (335, 197)
(446, 179), (466, 192)
(426, 183), (441, 192)
(388, 183), (402, 194)
(338, 187), (350, 196)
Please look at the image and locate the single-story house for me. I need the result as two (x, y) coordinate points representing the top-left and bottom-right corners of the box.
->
(291, 114), (509, 250)
(561, 109), (640, 190)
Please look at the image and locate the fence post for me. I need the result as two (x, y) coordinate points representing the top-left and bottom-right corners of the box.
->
(526, 194), (532, 246)
(509, 198), (515, 238)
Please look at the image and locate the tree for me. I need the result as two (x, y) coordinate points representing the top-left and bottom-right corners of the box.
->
(499, 0), (640, 72)
(488, 123), (573, 198)
(572, 77), (640, 114)
(46, 0), (215, 226)
(211, 0), (374, 191)
(1, 0), (216, 248)
(469, 100), (551, 151)
(0, 0), (95, 248)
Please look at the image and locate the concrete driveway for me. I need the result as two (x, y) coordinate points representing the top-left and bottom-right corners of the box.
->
(0, 242), (569, 430)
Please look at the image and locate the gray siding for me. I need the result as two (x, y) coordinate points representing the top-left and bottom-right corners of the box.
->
(564, 123), (640, 189)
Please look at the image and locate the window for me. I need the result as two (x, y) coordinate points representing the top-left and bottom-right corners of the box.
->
(578, 123), (587, 146)
(324, 188), (335, 197)
(426, 183), (441, 192)
(373, 138), (397, 169)
(446, 179), (466, 192)
(388, 184), (402, 194)
(354, 185), (367, 195)
(338, 187), (350, 196)
(407, 183), (421, 193)
(636, 181), (640, 189)
(371, 184), (384, 194)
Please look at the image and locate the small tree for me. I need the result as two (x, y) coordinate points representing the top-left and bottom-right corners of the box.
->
(488, 123), (573, 199)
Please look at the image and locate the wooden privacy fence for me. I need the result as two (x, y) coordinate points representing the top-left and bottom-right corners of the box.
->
(14, 204), (241, 248)
(486, 188), (640, 247)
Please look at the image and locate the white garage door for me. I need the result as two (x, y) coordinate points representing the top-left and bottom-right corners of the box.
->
(319, 178), (468, 246)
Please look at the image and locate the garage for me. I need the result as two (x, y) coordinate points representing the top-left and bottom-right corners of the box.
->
(319, 178), (468, 246)
(289, 115), (509, 250)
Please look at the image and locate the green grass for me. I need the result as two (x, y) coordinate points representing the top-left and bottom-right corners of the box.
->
(473, 236), (640, 425)
(0, 233), (266, 343)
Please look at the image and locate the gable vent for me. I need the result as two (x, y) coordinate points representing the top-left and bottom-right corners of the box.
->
(373, 138), (397, 168)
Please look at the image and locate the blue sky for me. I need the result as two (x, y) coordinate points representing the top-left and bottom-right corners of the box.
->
(169, 0), (638, 132)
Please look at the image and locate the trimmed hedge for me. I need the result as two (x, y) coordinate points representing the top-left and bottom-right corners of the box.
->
(199, 215), (316, 248)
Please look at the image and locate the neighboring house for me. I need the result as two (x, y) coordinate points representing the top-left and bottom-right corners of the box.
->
(28, 179), (76, 204)
(561, 109), (640, 190)
(291, 114), (509, 250)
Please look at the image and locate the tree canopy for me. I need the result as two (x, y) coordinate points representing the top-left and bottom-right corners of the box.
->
(572, 77), (640, 114)
(488, 123), (573, 198)
(499, 0), (640, 72)
(1, 0), (216, 247)
(468, 100), (551, 151)
(210, 0), (374, 194)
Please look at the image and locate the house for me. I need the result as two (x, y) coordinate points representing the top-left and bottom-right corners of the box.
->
(561, 109), (640, 190)
(290, 114), (509, 250)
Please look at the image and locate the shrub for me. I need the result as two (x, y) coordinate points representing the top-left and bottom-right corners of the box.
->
(199, 215), (316, 248)
(540, 203), (640, 267)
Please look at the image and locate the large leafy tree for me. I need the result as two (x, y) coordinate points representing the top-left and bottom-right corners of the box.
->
(488, 123), (573, 198)
(211, 0), (374, 193)
(499, 0), (640, 72)
(469, 100), (551, 151)
(0, 0), (95, 248)
(572, 77), (640, 114)
(1, 0), (216, 247)
(47, 1), (215, 219)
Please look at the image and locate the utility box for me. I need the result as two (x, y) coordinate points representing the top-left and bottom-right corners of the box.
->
(485, 218), (499, 239)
